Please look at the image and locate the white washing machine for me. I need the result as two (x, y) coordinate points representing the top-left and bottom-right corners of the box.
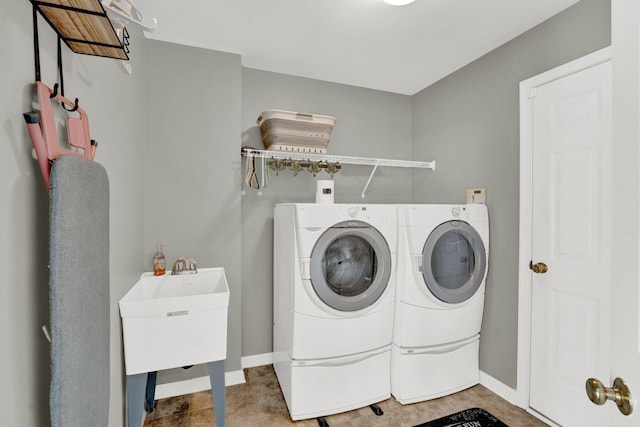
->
(391, 204), (489, 404)
(273, 203), (396, 420)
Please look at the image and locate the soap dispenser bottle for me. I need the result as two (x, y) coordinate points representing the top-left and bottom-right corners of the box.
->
(153, 244), (166, 276)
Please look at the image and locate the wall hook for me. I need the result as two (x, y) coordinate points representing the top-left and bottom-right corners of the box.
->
(63, 98), (80, 112)
(51, 85), (79, 111)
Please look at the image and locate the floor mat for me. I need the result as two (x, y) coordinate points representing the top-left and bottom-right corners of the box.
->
(414, 407), (508, 427)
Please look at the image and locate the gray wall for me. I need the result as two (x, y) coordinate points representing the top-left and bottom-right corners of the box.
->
(0, 0), (612, 424)
(1, 2), (146, 426)
(143, 40), (242, 384)
(411, 0), (610, 388)
(241, 69), (414, 356)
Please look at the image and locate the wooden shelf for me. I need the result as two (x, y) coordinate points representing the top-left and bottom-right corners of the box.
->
(31, 0), (128, 60)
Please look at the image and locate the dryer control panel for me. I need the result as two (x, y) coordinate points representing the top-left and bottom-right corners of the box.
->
(348, 206), (362, 218)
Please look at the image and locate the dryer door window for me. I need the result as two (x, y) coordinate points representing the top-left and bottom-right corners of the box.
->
(310, 220), (392, 312)
(422, 220), (487, 304)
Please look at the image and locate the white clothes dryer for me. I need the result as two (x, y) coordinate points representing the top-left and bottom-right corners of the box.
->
(392, 204), (489, 404)
(273, 203), (396, 420)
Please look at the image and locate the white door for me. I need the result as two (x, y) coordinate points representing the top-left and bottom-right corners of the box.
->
(519, 48), (613, 426)
(521, 4), (640, 425)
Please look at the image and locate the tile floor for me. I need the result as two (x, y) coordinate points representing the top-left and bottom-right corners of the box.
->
(143, 365), (548, 426)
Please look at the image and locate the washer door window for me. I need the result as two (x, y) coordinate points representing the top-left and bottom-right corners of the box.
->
(310, 220), (392, 312)
(422, 220), (486, 304)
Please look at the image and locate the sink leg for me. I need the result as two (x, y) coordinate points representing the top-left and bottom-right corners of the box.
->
(145, 371), (157, 413)
(207, 360), (225, 427)
(127, 372), (148, 427)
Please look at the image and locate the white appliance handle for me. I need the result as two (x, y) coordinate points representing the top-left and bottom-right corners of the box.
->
(406, 336), (479, 356)
(301, 260), (311, 280)
(296, 347), (388, 367)
(414, 254), (423, 273)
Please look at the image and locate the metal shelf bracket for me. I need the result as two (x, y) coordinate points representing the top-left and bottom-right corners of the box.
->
(361, 163), (379, 198)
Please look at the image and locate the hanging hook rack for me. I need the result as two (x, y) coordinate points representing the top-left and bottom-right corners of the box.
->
(23, 2), (98, 190)
(53, 36), (80, 112)
(24, 82), (97, 190)
(50, 83), (79, 112)
(30, 2), (82, 113)
(266, 158), (342, 176)
(28, 0), (130, 60)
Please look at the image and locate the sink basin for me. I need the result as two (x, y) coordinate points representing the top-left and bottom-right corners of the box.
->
(119, 267), (230, 375)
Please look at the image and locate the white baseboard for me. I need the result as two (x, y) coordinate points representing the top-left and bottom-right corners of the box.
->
(477, 371), (560, 427)
(153, 354), (275, 400)
(241, 352), (274, 369)
(154, 360), (515, 404)
(226, 369), (246, 386)
(479, 370), (518, 406)
(155, 369), (246, 400)
(155, 375), (212, 400)
(147, 363), (523, 425)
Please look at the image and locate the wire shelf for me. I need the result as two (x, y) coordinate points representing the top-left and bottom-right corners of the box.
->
(241, 147), (436, 198)
(241, 148), (435, 170)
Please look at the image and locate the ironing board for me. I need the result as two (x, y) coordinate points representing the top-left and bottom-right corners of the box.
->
(49, 154), (110, 426)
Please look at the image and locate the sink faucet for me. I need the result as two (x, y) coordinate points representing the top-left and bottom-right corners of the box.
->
(171, 257), (197, 275)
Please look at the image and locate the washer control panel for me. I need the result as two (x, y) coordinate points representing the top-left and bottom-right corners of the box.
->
(450, 205), (468, 218)
(348, 206), (362, 218)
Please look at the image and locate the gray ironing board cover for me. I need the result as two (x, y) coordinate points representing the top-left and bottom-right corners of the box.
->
(49, 155), (110, 426)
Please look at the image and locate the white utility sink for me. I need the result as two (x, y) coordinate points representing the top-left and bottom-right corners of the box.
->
(119, 267), (230, 375)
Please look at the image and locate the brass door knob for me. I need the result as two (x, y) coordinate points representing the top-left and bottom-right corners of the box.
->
(529, 260), (548, 274)
(586, 377), (633, 416)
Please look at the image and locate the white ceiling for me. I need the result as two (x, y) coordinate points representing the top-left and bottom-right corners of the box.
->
(135, 0), (581, 95)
